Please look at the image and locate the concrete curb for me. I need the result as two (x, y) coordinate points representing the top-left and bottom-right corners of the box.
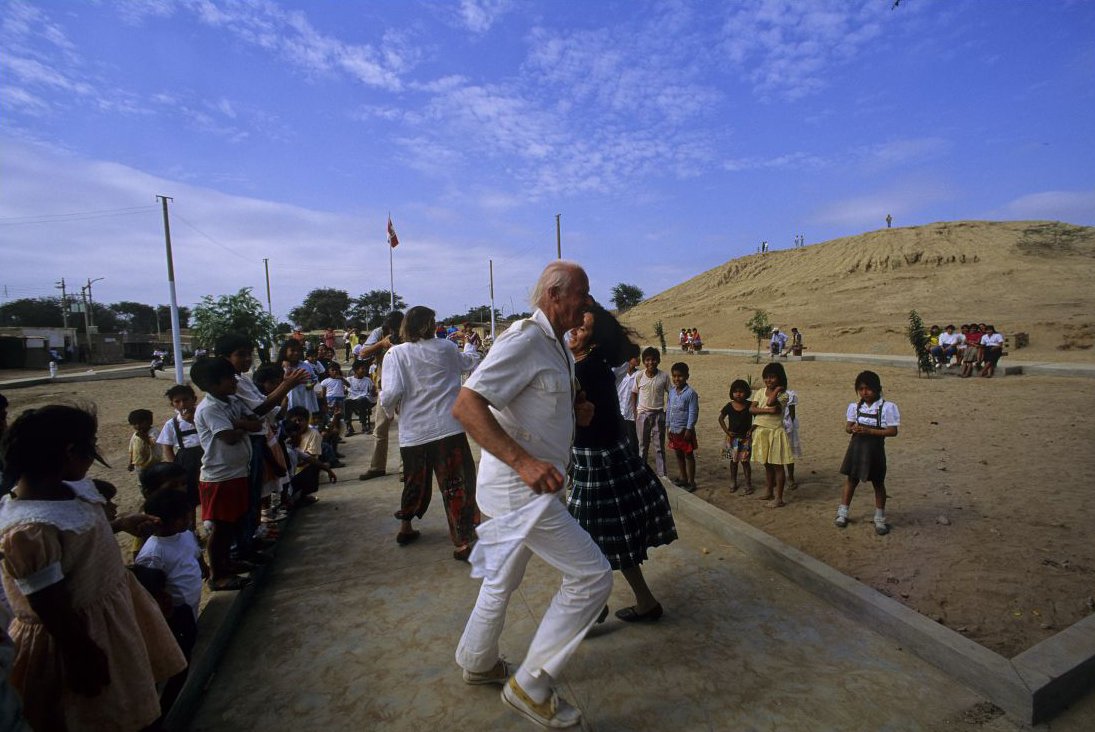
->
(664, 484), (1095, 723)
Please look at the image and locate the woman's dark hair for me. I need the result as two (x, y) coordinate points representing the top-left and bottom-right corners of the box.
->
(382, 311), (405, 337)
(729, 379), (751, 398)
(401, 306), (436, 343)
(854, 370), (882, 394)
(761, 361), (788, 388)
(190, 357), (236, 392)
(0, 404), (105, 482)
(584, 302), (640, 367)
(214, 332), (253, 357)
(139, 462), (187, 498)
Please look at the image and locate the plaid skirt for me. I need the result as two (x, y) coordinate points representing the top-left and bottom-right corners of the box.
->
(567, 439), (678, 570)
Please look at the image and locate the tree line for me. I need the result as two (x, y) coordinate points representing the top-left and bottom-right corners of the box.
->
(0, 297), (190, 334)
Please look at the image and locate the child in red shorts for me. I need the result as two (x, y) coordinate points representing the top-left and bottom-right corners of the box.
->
(666, 362), (699, 491)
(191, 357), (261, 591)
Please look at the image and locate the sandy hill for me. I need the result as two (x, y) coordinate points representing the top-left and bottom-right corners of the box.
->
(620, 220), (1095, 362)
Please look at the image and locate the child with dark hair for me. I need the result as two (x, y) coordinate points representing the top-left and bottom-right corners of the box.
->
(278, 340), (321, 421)
(284, 406), (337, 502)
(191, 357), (262, 591)
(632, 346), (670, 478)
(345, 359), (378, 435)
(138, 461), (188, 499)
(718, 379), (754, 493)
(836, 370), (900, 535)
(134, 486), (206, 713)
(0, 404), (186, 731)
(127, 408), (160, 473)
(156, 384), (203, 520)
(750, 362), (794, 507)
(666, 362), (699, 491)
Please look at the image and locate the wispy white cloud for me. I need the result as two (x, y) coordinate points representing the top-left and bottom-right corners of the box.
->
(723, 151), (828, 172)
(457, 0), (513, 34)
(809, 177), (953, 229)
(994, 189), (1095, 223)
(719, 0), (885, 100)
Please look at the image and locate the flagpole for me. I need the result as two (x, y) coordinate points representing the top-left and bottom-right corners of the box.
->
(388, 211), (395, 310)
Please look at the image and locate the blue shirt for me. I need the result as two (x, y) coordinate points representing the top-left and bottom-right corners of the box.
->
(667, 384), (699, 432)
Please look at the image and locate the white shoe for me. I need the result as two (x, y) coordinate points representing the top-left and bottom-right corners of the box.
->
(834, 514), (848, 528)
(462, 658), (511, 686)
(875, 519), (890, 535)
(501, 677), (581, 728)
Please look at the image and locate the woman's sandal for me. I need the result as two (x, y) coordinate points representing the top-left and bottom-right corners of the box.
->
(396, 529), (421, 546)
(453, 545), (471, 561)
(615, 603), (664, 623)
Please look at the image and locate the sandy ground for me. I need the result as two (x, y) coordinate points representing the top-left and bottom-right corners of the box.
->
(4, 353), (1093, 659)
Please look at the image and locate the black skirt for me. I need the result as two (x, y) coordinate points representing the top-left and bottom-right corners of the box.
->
(567, 438), (677, 570)
(839, 435), (887, 483)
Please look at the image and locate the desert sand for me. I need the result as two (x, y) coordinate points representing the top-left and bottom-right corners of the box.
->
(3, 220), (1093, 658)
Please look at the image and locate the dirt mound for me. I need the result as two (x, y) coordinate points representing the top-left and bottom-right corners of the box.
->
(621, 221), (1095, 361)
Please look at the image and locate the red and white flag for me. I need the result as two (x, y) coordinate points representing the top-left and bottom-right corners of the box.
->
(387, 215), (399, 249)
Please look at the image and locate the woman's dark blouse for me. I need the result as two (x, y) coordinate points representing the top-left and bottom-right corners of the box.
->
(574, 354), (624, 449)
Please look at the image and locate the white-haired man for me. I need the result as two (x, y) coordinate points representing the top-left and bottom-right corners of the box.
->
(453, 260), (612, 729)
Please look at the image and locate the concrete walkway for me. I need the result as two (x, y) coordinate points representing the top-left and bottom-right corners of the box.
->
(179, 432), (1095, 731)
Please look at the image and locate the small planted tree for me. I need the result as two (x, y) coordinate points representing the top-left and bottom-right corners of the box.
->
(907, 310), (935, 377)
(652, 320), (668, 355)
(192, 288), (277, 364)
(746, 310), (771, 363)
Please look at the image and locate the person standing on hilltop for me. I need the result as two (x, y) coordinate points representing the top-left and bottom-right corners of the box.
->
(886, 214), (893, 228)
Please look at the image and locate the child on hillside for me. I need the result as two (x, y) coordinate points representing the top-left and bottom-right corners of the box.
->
(127, 408), (160, 474)
(750, 362), (794, 508)
(718, 379), (754, 493)
(632, 346), (671, 478)
(157, 384), (203, 523)
(345, 359), (378, 435)
(666, 362), (699, 491)
(134, 486), (207, 713)
(783, 387), (802, 489)
(191, 356), (262, 591)
(0, 404), (186, 731)
(836, 370), (900, 535)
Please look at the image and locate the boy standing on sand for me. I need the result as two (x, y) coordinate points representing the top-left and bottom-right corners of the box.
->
(632, 347), (670, 478)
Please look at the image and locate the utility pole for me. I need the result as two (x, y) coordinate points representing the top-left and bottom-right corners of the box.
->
(79, 284), (92, 362)
(263, 258), (273, 315)
(85, 277), (104, 327)
(55, 278), (69, 328)
(158, 195), (185, 384)
(555, 213), (561, 259)
(489, 259), (497, 342)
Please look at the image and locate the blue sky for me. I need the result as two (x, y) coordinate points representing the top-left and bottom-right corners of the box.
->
(2, 0), (1093, 323)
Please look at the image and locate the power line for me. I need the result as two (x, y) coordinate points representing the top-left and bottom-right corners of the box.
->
(0, 205), (158, 226)
(172, 213), (255, 264)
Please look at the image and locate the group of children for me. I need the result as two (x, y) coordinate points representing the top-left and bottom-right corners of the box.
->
(630, 349), (899, 534)
(928, 323), (1006, 378)
(677, 328), (704, 353)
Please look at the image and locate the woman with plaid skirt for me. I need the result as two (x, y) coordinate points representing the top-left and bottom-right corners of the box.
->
(566, 303), (677, 623)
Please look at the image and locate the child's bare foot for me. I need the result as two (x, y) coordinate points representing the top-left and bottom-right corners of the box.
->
(767, 500), (786, 508)
(788, 480), (798, 491)
(757, 492), (774, 501)
(729, 482), (739, 493)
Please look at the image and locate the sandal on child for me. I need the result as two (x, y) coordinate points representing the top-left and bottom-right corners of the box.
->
(396, 529), (421, 546)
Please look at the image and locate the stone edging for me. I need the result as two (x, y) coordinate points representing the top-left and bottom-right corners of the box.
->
(665, 485), (1095, 724)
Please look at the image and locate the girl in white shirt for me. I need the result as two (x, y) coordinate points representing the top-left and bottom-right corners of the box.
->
(835, 371), (900, 535)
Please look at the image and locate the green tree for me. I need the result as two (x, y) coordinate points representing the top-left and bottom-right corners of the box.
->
(0, 297), (65, 328)
(446, 305), (502, 324)
(746, 310), (771, 363)
(610, 283), (644, 312)
(348, 290), (406, 330)
(156, 305), (191, 331)
(652, 320), (667, 355)
(191, 288), (277, 362)
(287, 288), (351, 331)
(110, 301), (157, 333)
(907, 310), (935, 377)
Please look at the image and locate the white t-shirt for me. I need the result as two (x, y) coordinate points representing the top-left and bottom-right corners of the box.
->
(615, 367), (638, 421)
(320, 377), (346, 399)
(380, 338), (480, 447)
(845, 399), (901, 429)
(134, 530), (203, 617)
(234, 374), (269, 434)
(194, 394), (252, 482)
(981, 332), (1005, 348)
(347, 375), (377, 401)
(156, 413), (201, 450)
(939, 331), (961, 348)
(633, 369), (670, 412)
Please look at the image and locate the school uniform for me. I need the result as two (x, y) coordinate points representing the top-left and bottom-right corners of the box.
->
(840, 398), (900, 483)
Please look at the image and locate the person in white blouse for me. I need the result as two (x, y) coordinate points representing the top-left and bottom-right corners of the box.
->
(380, 306), (482, 558)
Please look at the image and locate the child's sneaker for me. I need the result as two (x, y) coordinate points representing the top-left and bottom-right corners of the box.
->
(874, 518), (890, 535)
(462, 657), (511, 686)
(834, 507), (849, 528)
